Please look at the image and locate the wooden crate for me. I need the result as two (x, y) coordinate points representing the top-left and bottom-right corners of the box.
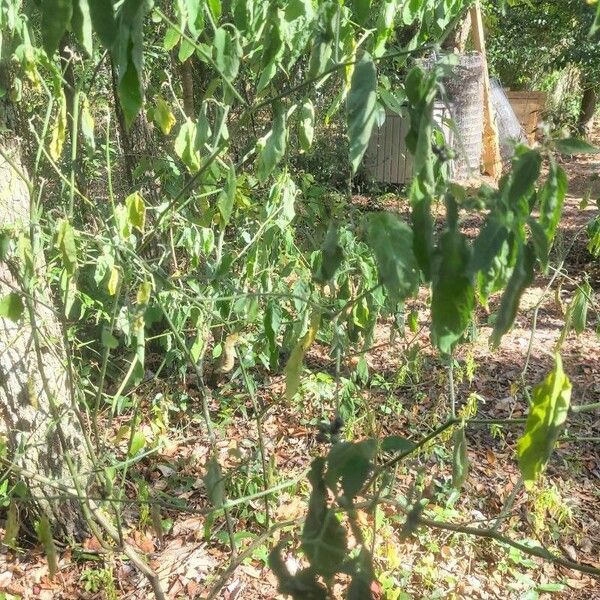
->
(364, 104), (453, 185)
(505, 91), (546, 142)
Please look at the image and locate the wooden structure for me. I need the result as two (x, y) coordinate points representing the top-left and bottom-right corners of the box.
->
(505, 91), (546, 143)
(365, 104), (453, 185)
(470, 1), (502, 179)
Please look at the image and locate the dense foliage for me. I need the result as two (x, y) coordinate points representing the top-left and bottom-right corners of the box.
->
(0, 0), (598, 598)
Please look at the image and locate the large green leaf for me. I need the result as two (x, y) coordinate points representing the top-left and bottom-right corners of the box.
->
(115, 0), (147, 128)
(302, 458), (348, 576)
(41, 0), (72, 56)
(538, 159), (567, 244)
(298, 99), (315, 152)
(505, 149), (542, 210)
(364, 212), (419, 301)
(72, 0), (93, 55)
(517, 355), (571, 487)
(410, 179), (434, 280)
(325, 439), (376, 500)
(90, 0), (117, 49)
(470, 213), (509, 276)
(313, 223), (343, 284)
(351, 0), (372, 24)
(347, 52), (377, 173)
(257, 103), (287, 182)
(0, 293), (25, 322)
(490, 243), (535, 348)
(431, 229), (474, 355)
(554, 137), (600, 155)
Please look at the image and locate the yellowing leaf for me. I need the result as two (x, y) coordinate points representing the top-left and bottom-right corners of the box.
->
(107, 266), (120, 296)
(80, 94), (95, 151)
(136, 280), (152, 305)
(55, 219), (78, 275)
(154, 96), (176, 135)
(284, 309), (321, 400)
(49, 91), (67, 161)
(517, 355), (571, 487)
(125, 191), (145, 232)
(36, 515), (58, 578)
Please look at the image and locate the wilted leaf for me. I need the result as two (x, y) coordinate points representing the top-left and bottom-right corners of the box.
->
(302, 458), (347, 576)
(36, 515), (58, 578)
(452, 426), (469, 490)
(56, 219), (78, 275)
(101, 326), (119, 349)
(299, 99), (315, 152)
(490, 243), (535, 348)
(204, 454), (225, 507)
(175, 118), (201, 173)
(49, 92), (67, 161)
(217, 161), (236, 225)
(284, 309), (320, 400)
(125, 191), (145, 232)
(380, 436), (415, 453)
(313, 223), (343, 283)
(257, 102), (286, 182)
(517, 355), (571, 486)
(153, 96), (176, 135)
(80, 95), (96, 151)
(107, 266), (120, 295)
(4, 501), (19, 547)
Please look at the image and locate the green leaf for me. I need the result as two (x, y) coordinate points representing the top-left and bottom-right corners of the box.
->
(217, 162), (236, 225)
(125, 191), (145, 232)
(204, 454), (225, 507)
(528, 217), (549, 271)
(452, 426), (469, 490)
(470, 213), (509, 276)
(284, 309), (320, 400)
(101, 326), (119, 349)
(302, 458), (347, 576)
(163, 27), (181, 51)
(380, 436), (415, 453)
(313, 223), (343, 284)
(347, 52), (377, 173)
(410, 178), (434, 280)
(326, 439), (376, 500)
(153, 96), (176, 135)
(184, 0), (204, 37)
(56, 219), (78, 275)
(128, 430), (146, 456)
(213, 27), (241, 81)
(490, 243), (535, 348)
(80, 95), (96, 151)
(431, 230), (474, 355)
(538, 160), (567, 244)
(208, 0), (221, 21)
(72, 0), (93, 55)
(264, 300), (281, 369)
(3, 501), (19, 547)
(89, 0), (117, 49)
(115, 0), (147, 128)
(506, 149), (542, 209)
(364, 212), (419, 301)
(41, 0), (72, 56)
(175, 118), (201, 173)
(298, 100), (315, 152)
(256, 103), (286, 182)
(554, 137), (600, 155)
(36, 515), (58, 578)
(517, 355), (571, 487)
(569, 281), (592, 335)
(351, 0), (372, 25)
(0, 293), (24, 322)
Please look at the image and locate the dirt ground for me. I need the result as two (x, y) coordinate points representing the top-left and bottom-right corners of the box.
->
(1, 144), (599, 599)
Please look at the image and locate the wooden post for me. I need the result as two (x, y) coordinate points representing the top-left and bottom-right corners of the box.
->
(470, 1), (502, 179)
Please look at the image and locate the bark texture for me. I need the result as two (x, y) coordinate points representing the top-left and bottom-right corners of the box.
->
(578, 86), (597, 139)
(0, 148), (90, 540)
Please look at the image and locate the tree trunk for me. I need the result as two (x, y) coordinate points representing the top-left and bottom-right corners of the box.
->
(0, 146), (90, 541)
(578, 85), (597, 139)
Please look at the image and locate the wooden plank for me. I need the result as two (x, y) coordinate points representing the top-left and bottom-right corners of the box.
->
(470, 0), (502, 180)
